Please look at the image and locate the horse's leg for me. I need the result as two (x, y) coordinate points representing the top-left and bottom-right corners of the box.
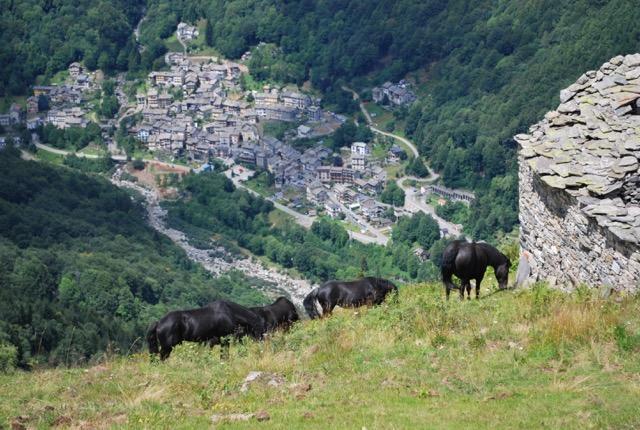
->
(208, 336), (219, 348)
(446, 286), (451, 301)
(459, 279), (467, 300)
(466, 281), (472, 300)
(220, 337), (230, 360)
(476, 274), (484, 299)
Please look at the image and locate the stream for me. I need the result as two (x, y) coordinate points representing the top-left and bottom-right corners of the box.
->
(110, 168), (315, 307)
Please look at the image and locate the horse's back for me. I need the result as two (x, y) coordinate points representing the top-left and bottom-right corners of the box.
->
(443, 241), (492, 279)
(210, 300), (265, 337)
(320, 279), (372, 307)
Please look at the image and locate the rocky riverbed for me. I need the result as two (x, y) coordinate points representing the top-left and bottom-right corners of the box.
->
(110, 168), (315, 307)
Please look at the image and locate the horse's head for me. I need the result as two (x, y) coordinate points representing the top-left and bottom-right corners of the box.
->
(495, 259), (511, 290)
(374, 278), (399, 303)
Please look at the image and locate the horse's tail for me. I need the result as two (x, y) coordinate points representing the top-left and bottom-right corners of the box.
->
(303, 288), (323, 319)
(441, 244), (459, 290)
(146, 321), (160, 355)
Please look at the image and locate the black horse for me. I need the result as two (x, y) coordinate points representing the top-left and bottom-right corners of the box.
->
(250, 297), (299, 333)
(146, 300), (265, 360)
(441, 240), (510, 300)
(303, 277), (398, 319)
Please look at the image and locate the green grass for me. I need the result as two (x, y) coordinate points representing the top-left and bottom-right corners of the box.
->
(340, 220), (362, 233)
(35, 148), (65, 164)
(183, 19), (221, 56)
(244, 173), (276, 197)
(163, 34), (184, 53)
(1, 283), (639, 429)
(427, 193), (443, 206)
(384, 161), (406, 179)
(0, 96), (26, 113)
(78, 144), (107, 157)
(49, 70), (70, 85)
(268, 209), (295, 228)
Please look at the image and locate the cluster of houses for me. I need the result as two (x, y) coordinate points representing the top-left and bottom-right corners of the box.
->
(254, 87), (321, 122)
(130, 53), (327, 163)
(305, 140), (396, 226)
(131, 55), (256, 156)
(0, 104), (25, 127)
(24, 62), (97, 130)
(372, 80), (417, 106)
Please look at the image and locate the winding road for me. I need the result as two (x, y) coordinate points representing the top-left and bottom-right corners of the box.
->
(342, 86), (465, 237)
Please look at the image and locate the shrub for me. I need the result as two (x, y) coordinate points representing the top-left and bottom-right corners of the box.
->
(0, 342), (18, 373)
(132, 159), (145, 170)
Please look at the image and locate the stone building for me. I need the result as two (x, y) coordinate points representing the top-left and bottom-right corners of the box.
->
(515, 54), (640, 291)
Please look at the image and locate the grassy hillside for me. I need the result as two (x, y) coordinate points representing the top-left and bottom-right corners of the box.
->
(2, 283), (639, 429)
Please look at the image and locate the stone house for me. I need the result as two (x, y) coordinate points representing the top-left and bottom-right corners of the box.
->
(307, 182), (328, 204)
(515, 54), (640, 291)
(325, 202), (342, 218)
(9, 104), (24, 124)
(307, 105), (322, 121)
(334, 184), (357, 204)
(372, 81), (417, 106)
(282, 91), (311, 109)
(68, 62), (83, 77)
(351, 141), (370, 156)
(177, 22), (199, 40)
(316, 166), (355, 184)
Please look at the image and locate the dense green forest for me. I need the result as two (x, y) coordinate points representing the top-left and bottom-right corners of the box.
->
(0, 0), (145, 95)
(164, 172), (446, 284)
(0, 148), (266, 367)
(138, 0), (640, 240)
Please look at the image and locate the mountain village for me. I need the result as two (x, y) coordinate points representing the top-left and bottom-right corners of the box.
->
(1, 22), (472, 246)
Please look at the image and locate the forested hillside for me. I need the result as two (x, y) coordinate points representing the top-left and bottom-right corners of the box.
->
(141, 0), (640, 239)
(0, 0), (144, 95)
(0, 148), (265, 367)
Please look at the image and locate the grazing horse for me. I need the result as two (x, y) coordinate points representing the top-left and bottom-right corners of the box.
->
(303, 277), (398, 319)
(250, 297), (300, 333)
(146, 300), (265, 360)
(441, 240), (510, 300)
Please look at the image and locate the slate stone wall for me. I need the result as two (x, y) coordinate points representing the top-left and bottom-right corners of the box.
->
(519, 154), (640, 290)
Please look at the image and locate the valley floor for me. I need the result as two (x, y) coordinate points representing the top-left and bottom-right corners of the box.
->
(2, 284), (639, 429)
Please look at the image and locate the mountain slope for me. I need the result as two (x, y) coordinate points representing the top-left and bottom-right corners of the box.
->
(142, 0), (640, 239)
(0, 0), (145, 95)
(1, 284), (639, 428)
(0, 149), (265, 367)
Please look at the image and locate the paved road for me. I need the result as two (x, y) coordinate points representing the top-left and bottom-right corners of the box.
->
(326, 192), (389, 246)
(342, 85), (422, 158)
(35, 142), (127, 161)
(396, 176), (464, 237)
(342, 86), (465, 237)
(35, 142), (192, 176)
